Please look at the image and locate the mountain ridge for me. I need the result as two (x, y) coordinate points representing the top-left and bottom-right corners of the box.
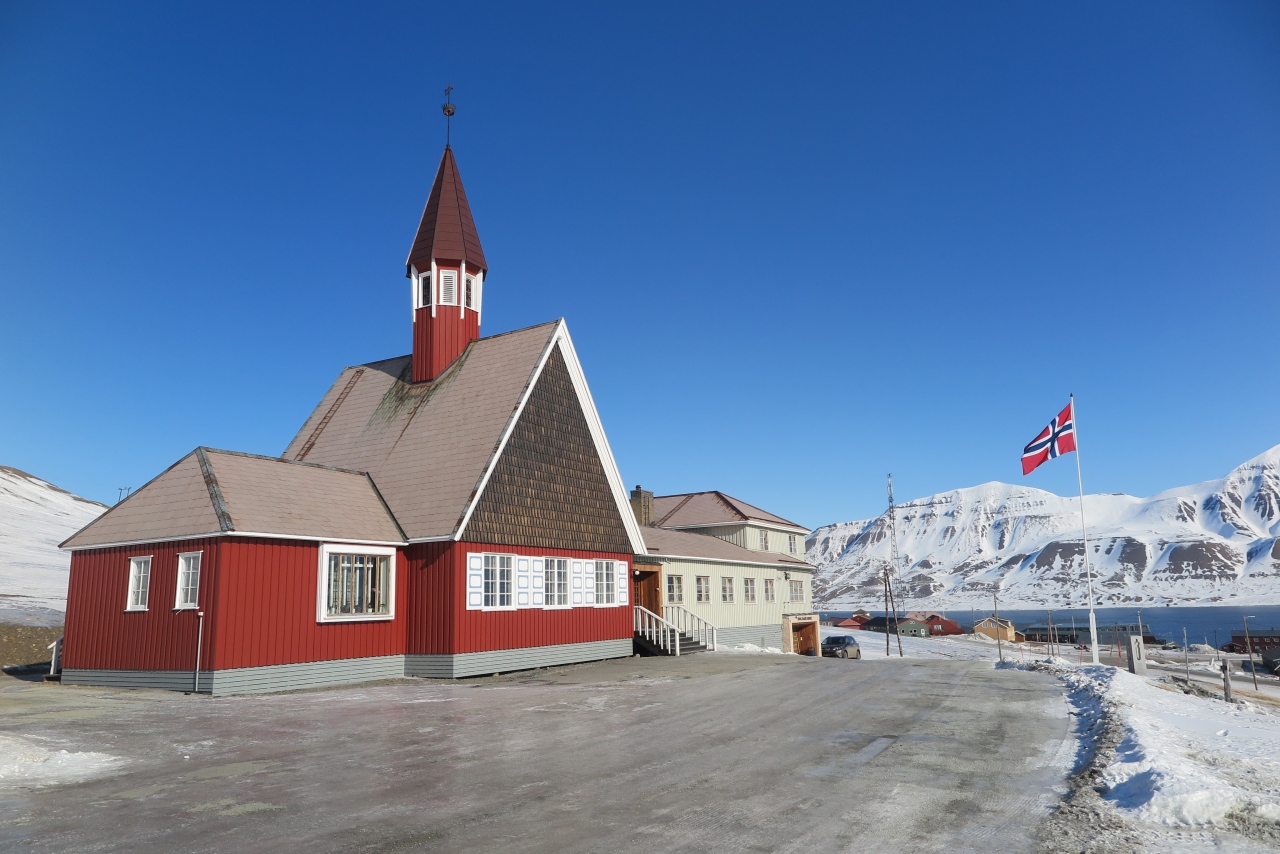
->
(807, 444), (1280, 608)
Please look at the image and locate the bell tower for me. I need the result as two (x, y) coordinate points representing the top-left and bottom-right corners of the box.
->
(406, 142), (488, 383)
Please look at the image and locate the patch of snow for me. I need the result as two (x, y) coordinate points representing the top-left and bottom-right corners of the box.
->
(0, 734), (123, 788)
(720, 643), (785, 654)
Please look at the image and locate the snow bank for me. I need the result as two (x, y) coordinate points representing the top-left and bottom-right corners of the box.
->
(0, 734), (123, 787)
(719, 643), (784, 654)
(1046, 664), (1280, 829)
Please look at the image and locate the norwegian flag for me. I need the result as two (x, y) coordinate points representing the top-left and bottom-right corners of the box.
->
(1022, 401), (1077, 475)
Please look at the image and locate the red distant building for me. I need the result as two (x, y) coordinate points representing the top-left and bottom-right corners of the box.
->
(905, 611), (963, 636)
(60, 145), (647, 695)
(837, 616), (869, 630)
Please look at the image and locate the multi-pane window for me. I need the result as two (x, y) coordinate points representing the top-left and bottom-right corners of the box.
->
(759, 530), (769, 551)
(594, 561), (616, 605)
(544, 557), (569, 607)
(440, 270), (458, 305)
(720, 577), (735, 604)
(788, 535), (797, 554)
(420, 273), (432, 307)
(175, 552), (201, 609)
(695, 576), (711, 603)
(126, 556), (151, 611)
(666, 575), (684, 604)
(484, 554), (513, 608)
(743, 578), (756, 604)
(789, 579), (804, 602)
(763, 578), (776, 603)
(465, 276), (475, 308)
(326, 552), (391, 617)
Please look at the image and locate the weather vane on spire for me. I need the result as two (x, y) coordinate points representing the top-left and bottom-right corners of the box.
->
(442, 83), (455, 147)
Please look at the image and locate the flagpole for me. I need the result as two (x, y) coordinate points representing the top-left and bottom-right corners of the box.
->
(1071, 393), (1100, 666)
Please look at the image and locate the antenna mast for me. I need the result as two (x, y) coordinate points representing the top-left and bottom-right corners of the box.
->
(885, 474), (905, 657)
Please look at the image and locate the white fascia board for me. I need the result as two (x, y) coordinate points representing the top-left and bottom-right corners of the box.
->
(64, 530), (407, 551)
(641, 552), (816, 571)
(453, 320), (648, 556)
(666, 520), (811, 535)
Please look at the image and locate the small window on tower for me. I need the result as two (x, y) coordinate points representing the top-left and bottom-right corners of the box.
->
(465, 276), (474, 309)
(440, 270), (458, 306)
(420, 273), (432, 307)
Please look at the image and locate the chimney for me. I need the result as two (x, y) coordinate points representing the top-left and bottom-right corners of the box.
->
(630, 485), (654, 526)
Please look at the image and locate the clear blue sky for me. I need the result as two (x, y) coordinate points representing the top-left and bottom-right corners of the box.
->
(2, 2), (1278, 528)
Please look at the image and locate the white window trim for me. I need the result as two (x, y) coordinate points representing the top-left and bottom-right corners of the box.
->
(125, 555), (153, 612)
(743, 577), (757, 605)
(542, 556), (572, 610)
(593, 559), (626, 608)
(666, 574), (684, 605)
(316, 543), (397, 623)
(720, 576), (735, 604)
(439, 269), (458, 306)
(173, 551), (202, 610)
(479, 552), (517, 612)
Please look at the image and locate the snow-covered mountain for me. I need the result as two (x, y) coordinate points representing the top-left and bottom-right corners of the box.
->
(0, 467), (106, 623)
(808, 445), (1280, 609)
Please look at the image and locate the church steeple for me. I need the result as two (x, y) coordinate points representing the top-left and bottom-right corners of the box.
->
(406, 146), (488, 383)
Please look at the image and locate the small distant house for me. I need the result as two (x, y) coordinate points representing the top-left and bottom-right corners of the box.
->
(837, 616), (869, 630)
(895, 619), (930, 638)
(974, 617), (1018, 642)
(905, 611), (962, 636)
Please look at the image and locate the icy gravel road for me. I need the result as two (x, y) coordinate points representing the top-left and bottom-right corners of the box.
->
(0, 654), (1073, 853)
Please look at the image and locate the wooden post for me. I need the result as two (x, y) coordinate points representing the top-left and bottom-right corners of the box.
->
(1222, 661), (1233, 703)
(883, 570), (891, 658)
(993, 592), (1004, 664)
(1244, 616), (1259, 692)
(1183, 627), (1191, 686)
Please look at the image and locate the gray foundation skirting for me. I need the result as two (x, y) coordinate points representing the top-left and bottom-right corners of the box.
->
(406, 638), (632, 679)
(61, 639), (632, 695)
(715, 624), (783, 650)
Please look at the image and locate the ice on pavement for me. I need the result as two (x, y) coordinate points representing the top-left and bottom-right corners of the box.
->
(0, 734), (123, 787)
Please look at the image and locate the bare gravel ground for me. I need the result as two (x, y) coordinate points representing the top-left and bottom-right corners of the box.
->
(0, 653), (1075, 853)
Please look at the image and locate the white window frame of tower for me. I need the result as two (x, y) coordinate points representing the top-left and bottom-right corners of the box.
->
(439, 269), (458, 306)
(174, 551), (202, 610)
(419, 270), (432, 310)
(763, 578), (776, 603)
(125, 556), (152, 611)
(743, 577), (756, 604)
(543, 557), (570, 608)
(666, 574), (683, 604)
(788, 534), (797, 554)
(789, 579), (805, 602)
(759, 529), (769, 551)
(482, 553), (515, 609)
(695, 575), (711, 604)
(720, 576), (734, 604)
(316, 544), (396, 623)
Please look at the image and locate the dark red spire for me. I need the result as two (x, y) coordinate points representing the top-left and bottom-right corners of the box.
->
(406, 147), (487, 275)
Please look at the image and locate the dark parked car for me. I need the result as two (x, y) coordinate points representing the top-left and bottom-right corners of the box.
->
(821, 635), (861, 659)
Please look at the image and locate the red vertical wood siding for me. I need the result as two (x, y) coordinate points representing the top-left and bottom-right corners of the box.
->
(412, 301), (479, 383)
(63, 539), (218, 671)
(406, 541), (633, 655)
(210, 538), (407, 670)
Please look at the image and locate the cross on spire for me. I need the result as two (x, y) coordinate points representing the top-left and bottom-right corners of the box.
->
(442, 84), (455, 148)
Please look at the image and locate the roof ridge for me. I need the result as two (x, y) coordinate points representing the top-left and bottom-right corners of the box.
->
(654, 493), (697, 527)
(202, 446), (371, 476)
(711, 491), (749, 521)
(194, 448), (235, 532)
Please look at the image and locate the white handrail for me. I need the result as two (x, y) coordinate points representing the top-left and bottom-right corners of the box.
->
(663, 605), (718, 651)
(634, 606), (681, 656)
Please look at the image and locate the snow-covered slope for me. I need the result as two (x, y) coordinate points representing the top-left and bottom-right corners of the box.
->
(809, 445), (1280, 608)
(0, 467), (106, 622)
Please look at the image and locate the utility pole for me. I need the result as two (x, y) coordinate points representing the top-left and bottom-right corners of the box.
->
(883, 566), (891, 658)
(886, 475), (904, 658)
(994, 591), (1004, 664)
(1244, 616), (1259, 692)
(1183, 627), (1191, 686)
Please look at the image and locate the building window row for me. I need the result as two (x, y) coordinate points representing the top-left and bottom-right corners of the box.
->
(466, 553), (628, 611)
(667, 574), (794, 605)
(125, 552), (202, 612)
(416, 269), (482, 311)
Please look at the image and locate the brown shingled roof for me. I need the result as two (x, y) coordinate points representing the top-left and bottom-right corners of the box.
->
(651, 491), (807, 532)
(639, 527), (813, 569)
(61, 449), (404, 549)
(406, 146), (487, 275)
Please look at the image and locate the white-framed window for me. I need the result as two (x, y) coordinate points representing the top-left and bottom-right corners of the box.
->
(788, 535), (797, 554)
(174, 551), (201, 609)
(317, 544), (395, 622)
(695, 576), (711, 603)
(439, 270), (458, 306)
(544, 557), (569, 607)
(789, 579), (804, 602)
(465, 275), (475, 309)
(763, 578), (776, 603)
(759, 530), (769, 551)
(420, 272), (432, 308)
(484, 553), (514, 608)
(720, 577), (734, 604)
(126, 556), (152, 611)
(743, 577), (756, 604)
(594, 560), (617, 605)
(666, 575), (683, 604)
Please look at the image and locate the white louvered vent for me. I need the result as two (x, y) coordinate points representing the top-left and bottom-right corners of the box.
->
(440, 270), (458, 306)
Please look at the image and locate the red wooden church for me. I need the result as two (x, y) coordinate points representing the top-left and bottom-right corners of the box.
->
(60, 145), (647, 694)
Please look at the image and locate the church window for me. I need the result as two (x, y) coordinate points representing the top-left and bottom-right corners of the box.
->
(594, 560), (617, 605)
(420, 272), (432, 307)
(465, 275), (475, 308)
(175, 552), (201, 609)
(484, 554), (513, 608)
(544, 557), (569, 607)
(126, 556), (151, 611)
(440, 270), (458, 305)
(321, 547), (393, 620)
